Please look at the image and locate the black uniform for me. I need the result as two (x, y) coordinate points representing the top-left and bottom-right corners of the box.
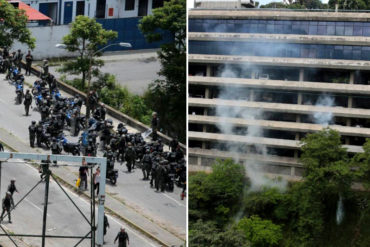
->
(24, 91), (32, 116)
(151, 116), (159, 141)
(36, 123), (43, 147)
(155, 164), (166, 192)
(28, 123), (36, 147)
(7, 182), (17, 208)
(141, 153), (152, 180)
(114, 230), (129, 247)
(104, 215), (109, 236)
(125, 146), (136, 173)
(25, 52), (33, 76)
(0, 194), (12, 223)
(16, 51), (23, 71)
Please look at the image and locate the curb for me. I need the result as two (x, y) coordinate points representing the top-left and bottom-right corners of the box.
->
(0, 138), (175, 247)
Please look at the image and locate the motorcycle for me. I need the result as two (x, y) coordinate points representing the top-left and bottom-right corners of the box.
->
(63, 142), (81, 156)
(106, 168), (119, 185)
(8, 67), (18, 82)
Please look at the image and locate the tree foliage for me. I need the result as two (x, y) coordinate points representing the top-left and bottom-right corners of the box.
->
(62, 73), (152, 125)
(260, 0), (324, 9)
(0, 0), (35, 49)
(189, 159), (246, 225)
(328, 0), (367, 9)
(300, 128), (353, 197)
(189, 129), (370, 246)
(60, 16), (117, 90)
(189, 220), (250, 247)
(237, 215), (283, 247)
(139, 0), (186, 142)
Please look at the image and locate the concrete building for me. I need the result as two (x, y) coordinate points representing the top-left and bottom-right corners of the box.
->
(188, 9), (370, 177)
(21, 0), (164, 25)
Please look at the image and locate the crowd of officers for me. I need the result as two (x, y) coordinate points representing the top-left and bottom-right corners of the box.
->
(1, 48), (187, 197)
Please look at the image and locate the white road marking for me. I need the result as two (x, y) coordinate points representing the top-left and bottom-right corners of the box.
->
(162, 193), (185, 207)
(24, 198), (51, 217)
(8, 157), (160, 246)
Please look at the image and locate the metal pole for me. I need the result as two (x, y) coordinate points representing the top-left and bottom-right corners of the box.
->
(0, 161), (2, 199)
(90, 166), (95, 246)
(41, 165), (50, 247)
(96, 159), (106, 246)
(85, 55), (92, 127)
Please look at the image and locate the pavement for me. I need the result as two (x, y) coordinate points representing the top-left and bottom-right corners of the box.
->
(0, 157), (157, 247)
(0, 72), (185, 246)
(38, 50), (162, 96)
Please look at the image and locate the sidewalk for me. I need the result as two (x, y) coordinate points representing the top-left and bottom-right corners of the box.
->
(0, 128), (184, 247)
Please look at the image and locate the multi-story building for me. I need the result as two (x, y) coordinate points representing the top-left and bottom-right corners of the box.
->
(21, 0), (165, 24)
(188, 9), (370, 177)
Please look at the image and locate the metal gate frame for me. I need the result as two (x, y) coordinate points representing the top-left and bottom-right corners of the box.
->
(0, 152), (107, 247)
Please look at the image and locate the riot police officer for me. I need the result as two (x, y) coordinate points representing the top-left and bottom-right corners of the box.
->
(36, 121), (43, 147)
(125, 143), (136, 173)
(28, 121), (37, 147)
(155, 161), (167, 192)
(51, 138), (62, 165)
(151, 112), (159, 141)
(141, 149), (152, 180)
(23, 89), (32, 116)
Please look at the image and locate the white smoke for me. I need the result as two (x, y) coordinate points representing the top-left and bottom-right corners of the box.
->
(336, 195), (344, 225)
(215, 65), (287, 191)
(313, 95), (334, 126)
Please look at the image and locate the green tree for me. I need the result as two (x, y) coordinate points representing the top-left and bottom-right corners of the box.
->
(0, 0), (35, 49)
(139, 0), (186, 142)
(300, 128), (353, 197)
(59, 16), (117, 90)
(237, 215), (283, 247)
(189, 220), (250, 247)
(328, 0), (367, 9)
(260, 2), (288, 8)
(189, 159), (246, 225)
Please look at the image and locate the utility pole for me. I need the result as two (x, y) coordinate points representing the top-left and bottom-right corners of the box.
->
(41, 162), (50, 247)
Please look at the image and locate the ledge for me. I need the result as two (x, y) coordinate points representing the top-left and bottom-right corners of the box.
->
(188, 131), (364, 153)
(188, 115), (370, 137)
(188, 97), (370, 119)
(189, 9), (370, 22)
(188, 54), (370, 70)
(189, 32), (370, 46)
(189, 76), (370, 95)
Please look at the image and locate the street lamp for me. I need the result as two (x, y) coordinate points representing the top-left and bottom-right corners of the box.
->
(55, 42), (132, 127)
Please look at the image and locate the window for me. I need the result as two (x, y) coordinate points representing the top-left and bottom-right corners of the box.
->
(125, 0), (135, 10)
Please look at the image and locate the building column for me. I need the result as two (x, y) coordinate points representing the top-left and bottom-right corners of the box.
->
(345, 71), (355, 144)
(202, 65), (212, 149)
(295, 68), (304, 140)
(290, 166), (296, 177)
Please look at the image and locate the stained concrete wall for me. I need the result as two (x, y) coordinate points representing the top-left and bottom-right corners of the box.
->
(189, 32), (370, 46)
(12, 25), (77, 60)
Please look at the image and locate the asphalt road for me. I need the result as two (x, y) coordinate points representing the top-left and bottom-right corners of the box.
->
(0, 160), (158, 247)
(0, 73), (186, 241)
(48, 52), (162, 96)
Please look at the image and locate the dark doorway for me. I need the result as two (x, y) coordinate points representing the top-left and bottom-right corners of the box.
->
(138, 0), (148, 16)
(63, 1), (73, 24)
(76, 1), (85, 16)
(96, 0), (106, 18)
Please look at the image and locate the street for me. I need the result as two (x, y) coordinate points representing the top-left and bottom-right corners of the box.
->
(0, 71), (185, 245)
(47, 50), (162, 95)
(0, 159), (158, 247)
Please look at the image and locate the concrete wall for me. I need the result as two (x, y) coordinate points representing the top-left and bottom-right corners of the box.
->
(12, 25), (78, 60)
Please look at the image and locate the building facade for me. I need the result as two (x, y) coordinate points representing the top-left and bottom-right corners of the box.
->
(188, 9), (370, 177)
(22, 0), (164, 25)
